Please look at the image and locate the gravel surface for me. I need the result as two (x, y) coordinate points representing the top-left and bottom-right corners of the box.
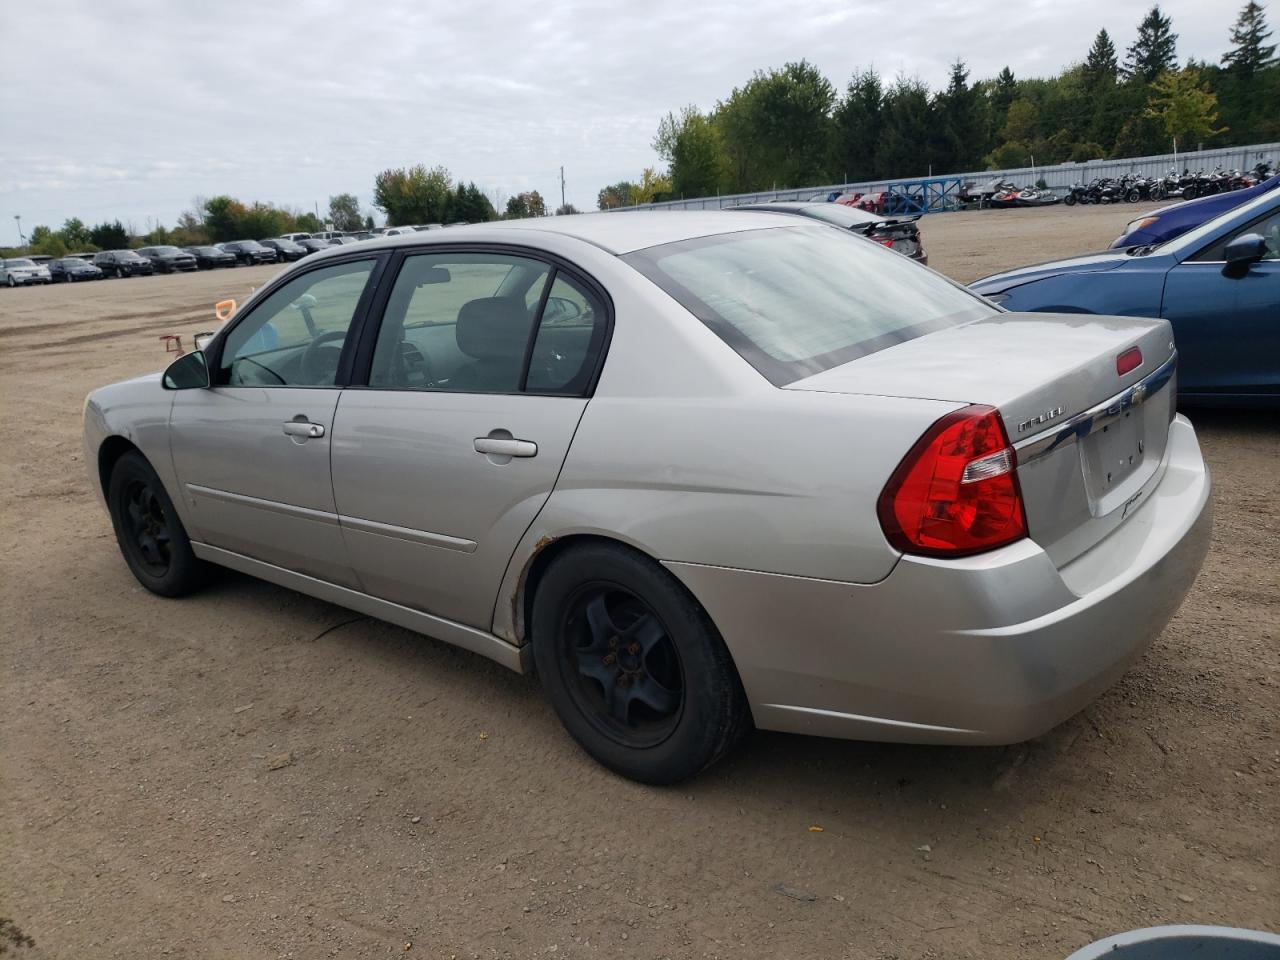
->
(1, 205), (1276, 959)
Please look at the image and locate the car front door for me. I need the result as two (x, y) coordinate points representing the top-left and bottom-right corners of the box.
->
(169, 255), (383, 586)
(1162, 206), (1280, 398)
(329, 249), (610, 629)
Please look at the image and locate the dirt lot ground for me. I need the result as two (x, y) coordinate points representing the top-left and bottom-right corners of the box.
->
(2, 204), (1276, 959)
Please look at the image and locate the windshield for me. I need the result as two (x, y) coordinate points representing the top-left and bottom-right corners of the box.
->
(152, 246), (182, 255)
(625, 225), (994, 385)
(238, 241), (265, 251)
(6, 259), (35, 267)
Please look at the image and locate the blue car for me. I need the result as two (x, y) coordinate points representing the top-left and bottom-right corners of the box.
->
(971, 188), (1280, 406)
(1111, 174), (1280, 248)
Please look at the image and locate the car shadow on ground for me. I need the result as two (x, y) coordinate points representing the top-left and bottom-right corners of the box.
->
(194, 565), (1073, 810)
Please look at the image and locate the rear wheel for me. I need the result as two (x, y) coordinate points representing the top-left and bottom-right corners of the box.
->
(531, 543), (749, 783)
(106, 451), (209, 597)
(6, 275), (14, 287)
(1063, 193), (1076, 206)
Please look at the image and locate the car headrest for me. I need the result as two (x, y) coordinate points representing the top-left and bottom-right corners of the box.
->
(456, 297), (533, 360)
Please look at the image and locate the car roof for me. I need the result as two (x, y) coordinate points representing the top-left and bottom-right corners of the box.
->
(312, 211), (790, 257)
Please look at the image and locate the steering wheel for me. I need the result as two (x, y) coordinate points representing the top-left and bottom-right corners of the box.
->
(299, 329), (348, 384)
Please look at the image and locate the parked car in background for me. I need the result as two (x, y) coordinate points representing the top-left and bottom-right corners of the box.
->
(326, 235), (360, 246)
(261, 238), (308, 262)
(85, 212), (1211, 783)
(279, 232), (312, 242)
(1111, 174), (1280, 248)
(311, 230), (347, 242)
(93, 249), (155, 278)
(64, 252), (96, 261)
(218, 240), (278, 265)
(733, 201), (928, 263)
(137, 245), (198, 274)
(972, 187), (1280, 405)
(382, 226), (419, 236)
(49, 257), (105, 282)
(184, 245), (237, 270)
(2, 257), (53, 286)
(296, 238), (333, 254)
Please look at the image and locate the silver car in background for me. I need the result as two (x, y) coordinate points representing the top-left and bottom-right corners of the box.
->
(83, 213), (1212, 783)
(2, 257), (53, 286)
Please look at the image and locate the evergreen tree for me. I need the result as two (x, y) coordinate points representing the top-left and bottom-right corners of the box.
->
(1123, 6), (1178, 83)
(932, 60), (986, 172)
(993, 66), (1018, 113)
(1222, 1), (1276, 76)
(1083, 29), (1120, 88)
(832, 69), (884, 181)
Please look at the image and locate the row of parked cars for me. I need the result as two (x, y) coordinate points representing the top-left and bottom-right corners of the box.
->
(1, 225), (465, 287)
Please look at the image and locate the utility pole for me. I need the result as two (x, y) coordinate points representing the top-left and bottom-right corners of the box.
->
(13, 214), (23, 245)
(560, 166), (566, 212)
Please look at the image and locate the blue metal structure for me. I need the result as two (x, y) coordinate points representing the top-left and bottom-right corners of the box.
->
(883, 177), (965, 214)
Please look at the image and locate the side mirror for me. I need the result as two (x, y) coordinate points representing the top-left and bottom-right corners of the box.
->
(1223, 233), (1268, 277)
(162, 350), (210, 390)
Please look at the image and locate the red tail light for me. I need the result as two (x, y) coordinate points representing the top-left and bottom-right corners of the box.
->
(1116, 346), (1143, 375)
(877, 405), (1027, 557)
(872, 237), (896, 247)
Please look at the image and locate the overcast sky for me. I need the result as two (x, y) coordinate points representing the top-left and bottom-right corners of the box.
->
(0, 0), (1239, 241)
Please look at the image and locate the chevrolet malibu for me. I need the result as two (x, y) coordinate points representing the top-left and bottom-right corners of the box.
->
(83, 213), (1212, 783)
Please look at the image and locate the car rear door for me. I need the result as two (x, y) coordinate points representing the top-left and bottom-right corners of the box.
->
(329, 248), (609, 630)
(1160, 205), (1280, 398)
(168, 254), (385, 586)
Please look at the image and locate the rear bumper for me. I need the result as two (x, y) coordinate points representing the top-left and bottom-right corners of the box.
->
(666, 415), (1212, 745)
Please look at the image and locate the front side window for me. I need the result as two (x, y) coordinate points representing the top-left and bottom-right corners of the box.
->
(218, 259), (375, 387)
(625, 225), (993, 385)
(1191, 209), (1280, 262)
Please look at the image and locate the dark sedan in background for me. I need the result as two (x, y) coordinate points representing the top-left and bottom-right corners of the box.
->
(733, 201), (928, 264)
(295, 238), (333, 254)
(972, 188), (1279, 406)
(93, 250), (155, 278)
(260, 238), (308, 261)
(49, 257), (104, 282)
(218, 240), (278, 265)
(137, 245), (198, 274)
(184, 245), (237, 269)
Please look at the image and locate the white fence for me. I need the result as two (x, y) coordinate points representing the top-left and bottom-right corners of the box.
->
(605, 142), (1280, 213)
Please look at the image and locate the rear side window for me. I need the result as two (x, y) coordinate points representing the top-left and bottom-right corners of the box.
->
(368, 252), (607, 396)
(625, 225), (993, 385)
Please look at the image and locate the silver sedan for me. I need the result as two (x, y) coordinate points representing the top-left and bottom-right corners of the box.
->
(2, 257), (52, 286)
(83, 213), (1212, 783)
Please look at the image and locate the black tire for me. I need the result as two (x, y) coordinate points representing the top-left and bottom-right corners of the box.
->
(106, 451), (209, 597)
(6, 275), (14, 287)
(531, 542), (749, 784)
(1125, 188), (1141, 203)
(1183, 184), (1198, 201)
(1063, 193), (1076, 206)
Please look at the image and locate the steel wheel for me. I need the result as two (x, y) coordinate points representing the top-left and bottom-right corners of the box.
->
(121, 478), (173, 576)
(561, 583), (684, 748)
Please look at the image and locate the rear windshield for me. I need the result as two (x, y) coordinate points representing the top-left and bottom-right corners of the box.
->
(624, 225), (994, 385)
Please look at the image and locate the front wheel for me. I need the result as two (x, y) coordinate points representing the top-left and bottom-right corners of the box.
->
(1063, 193), (1076, 206)
(531, 543), (749, 784)
(106, 451), (209, 597)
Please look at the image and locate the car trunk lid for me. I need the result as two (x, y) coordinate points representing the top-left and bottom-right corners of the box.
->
(787, 312), (1178, 568)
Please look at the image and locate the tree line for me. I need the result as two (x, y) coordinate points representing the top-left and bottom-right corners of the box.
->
(8, 166), (570, 258)
(597, 2), (1278, 208)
